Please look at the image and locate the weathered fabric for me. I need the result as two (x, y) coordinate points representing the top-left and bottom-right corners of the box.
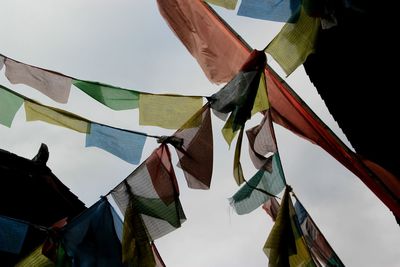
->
(5, 58), (71, 103)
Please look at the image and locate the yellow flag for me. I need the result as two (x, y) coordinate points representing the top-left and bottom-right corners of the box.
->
(251, 72), (269, 115)
(15, 245), (54, 267)
(265, 8), (320, 75)
(24, 101), (90, 133)
(139, 94), (203, 129)
(205, 0), (238, 10)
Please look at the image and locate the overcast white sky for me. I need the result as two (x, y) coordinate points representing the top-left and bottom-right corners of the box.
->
(0, 1), (399, 266)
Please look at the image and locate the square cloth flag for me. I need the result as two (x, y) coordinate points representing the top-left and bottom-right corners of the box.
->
(0, 86), (23, 127)
(139, 94), (203, 129)
(0, 216), (28, 254)
(5, 58), (72, 103)
(238, 0), (301, 23)
(86, 123), (146, 164)
(73, 80), (140, 111)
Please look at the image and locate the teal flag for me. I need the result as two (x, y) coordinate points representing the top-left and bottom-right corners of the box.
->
(73, 79), (140, 110)
(0, 86), (24, 127)
(230, 153), (286, 215)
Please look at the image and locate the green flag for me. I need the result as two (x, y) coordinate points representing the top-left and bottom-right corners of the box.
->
(0, 86), (23, 127)
(73, 79), (140, 110)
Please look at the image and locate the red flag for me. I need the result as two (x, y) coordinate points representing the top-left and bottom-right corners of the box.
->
(157, 0), (400, 218)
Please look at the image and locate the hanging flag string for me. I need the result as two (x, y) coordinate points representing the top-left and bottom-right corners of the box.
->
(0, 83), (162, 140)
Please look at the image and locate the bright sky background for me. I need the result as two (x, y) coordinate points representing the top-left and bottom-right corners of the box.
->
(0, 1), (399, 266)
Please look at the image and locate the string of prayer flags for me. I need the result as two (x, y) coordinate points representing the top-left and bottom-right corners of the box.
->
(15, 245), (54, 267)
(173, 105), (213, 189)
(4, 58), (72, 103)
(230, 153), (286, 214)
(61, 198), (125, 267)
(0, 86), (24, 127)
(1, 84), (156, 164)
(85, 123), (147, 165)
(0, 216), (29, 254)
(139, 93), (203, 129)
(205, 0), (238, 10)
(265, 7), (320, 75)
(264, 187), (316, 267)
(238, 0), (301, 23)
(24, 101), (90, 133)
(294, 199), (345, 266)
(111, 144), (186, 241)
(72, 80), (140, 111)
(246, 110), (277, 170)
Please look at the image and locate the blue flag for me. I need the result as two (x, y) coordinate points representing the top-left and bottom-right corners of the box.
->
(86, 123), (147, 164)
(0, 216), (28, 254)
(238, 0), (301, 22)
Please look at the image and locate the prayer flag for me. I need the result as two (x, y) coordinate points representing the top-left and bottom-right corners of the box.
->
(205, 0), (238, 10)
(210, 50), (266, 143)
(15, 245), (54, 267)
(122, 200), (156, 267)
(0, 55), (4, 70)
(24, 101), (90, 133)
(262, 197), (280, 221)
(265, 7), (320, 75)
(173, 105), (214, 189)
(5, 58), (71, 103)
(0, 216), (28, 254)
(230, 153), (286, 214)
(264, 187), (316, 267)
(246, 111), (277, 170)
(294, 200), (345, 266)
(238, 0), (301, 22)
(139, 94), (203, 129)
(85, 123), (146, 164)
(111, 145), (186, 241)
(62, 198), (125, 267)
(0, 86), (24, 127)
(73, 79), (140, 110)
(157, 0), (249, 83)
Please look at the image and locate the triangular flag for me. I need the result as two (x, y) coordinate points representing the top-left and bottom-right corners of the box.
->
(85, 123), (146, 164)
(230, 153), (286, 214)
(0, 86), (24, 127)
(139, 93), (203, 129)
(173, 105), (213, 189)
(24, 101), (90, 133)
(73, 79), (140, 111)
(5, 58), (71, 103)
(238, 0), (301, 22)
(205, 0), (238, 10)
(265, 7), (320, 75)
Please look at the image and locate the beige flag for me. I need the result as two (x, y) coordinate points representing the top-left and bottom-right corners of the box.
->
(5, 58), (72, 103)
